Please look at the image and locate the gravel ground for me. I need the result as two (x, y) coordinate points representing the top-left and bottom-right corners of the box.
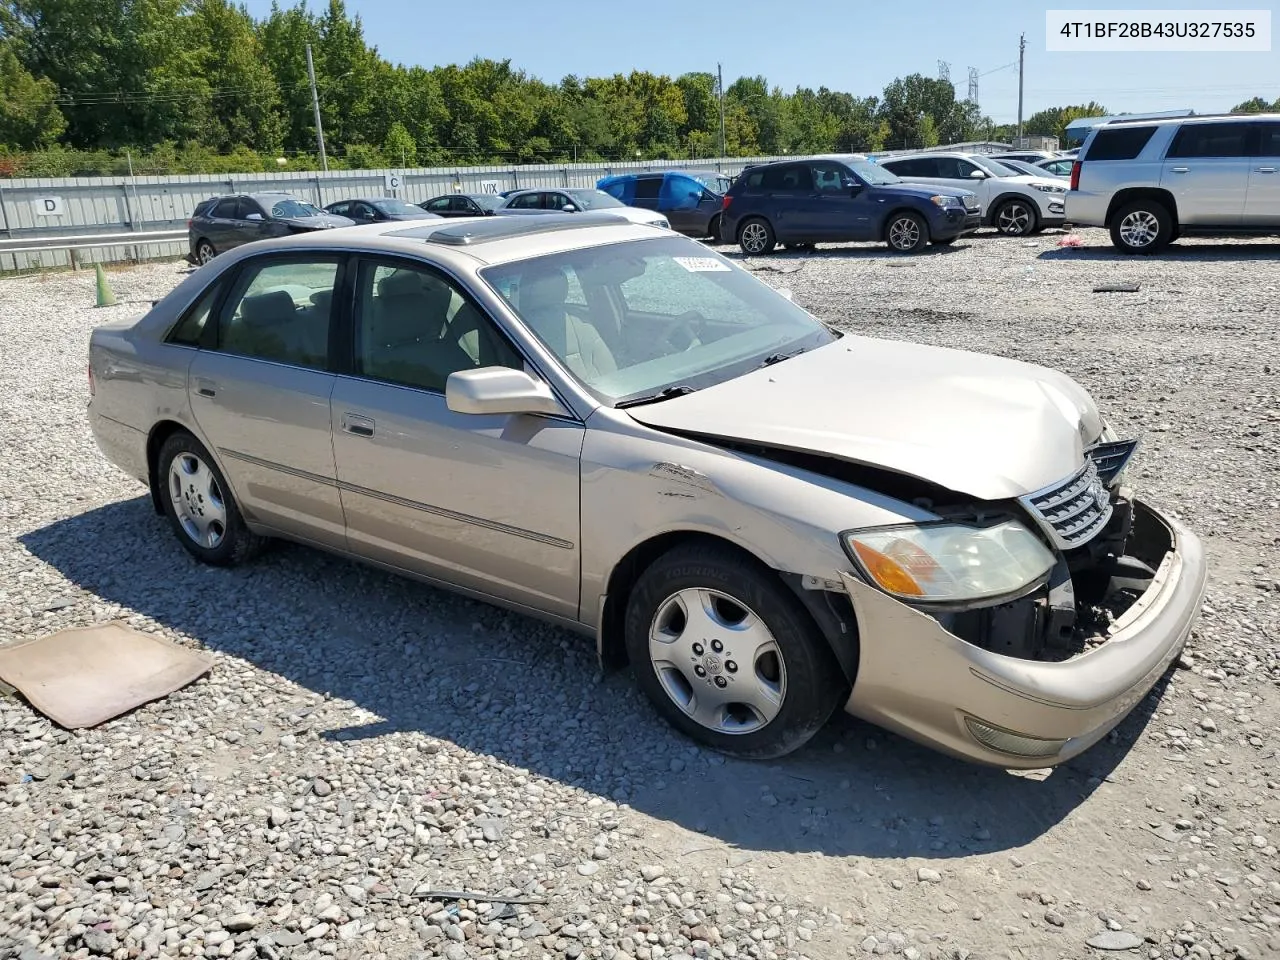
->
(1, 228), (1278, 960)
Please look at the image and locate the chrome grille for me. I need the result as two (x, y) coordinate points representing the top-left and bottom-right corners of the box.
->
(1020, 460), (1113, 550)
(1087, 438), (1139, 485)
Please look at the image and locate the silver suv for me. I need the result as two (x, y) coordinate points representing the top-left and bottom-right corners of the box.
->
(1066, 113), (1280, 253)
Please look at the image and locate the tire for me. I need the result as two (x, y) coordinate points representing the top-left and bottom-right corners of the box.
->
(1110, 200), (1173, 254)
(157, 431), (266, 567)
(195, 239), (216, 265)
(993, 198), (1039, 236)
(623, 542), (848, 760)
(885, 211), (929, 253)
(930, 235), (958, 246)
(706, 214), (722, 242)
(737, 218), (776, 255)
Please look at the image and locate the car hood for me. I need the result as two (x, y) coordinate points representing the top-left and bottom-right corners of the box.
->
(877, 182), (975, 202)
(622, 335), (1106, 501)
(278, 214), (354, 229)
(1000, 174), (1066, 190)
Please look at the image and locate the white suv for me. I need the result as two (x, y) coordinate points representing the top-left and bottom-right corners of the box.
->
(878, 152), (1068, 236)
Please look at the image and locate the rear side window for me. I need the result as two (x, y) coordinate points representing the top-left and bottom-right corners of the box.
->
(1084, 125), (1157, 161)
(761, 165), (812, 190)
(1167, 122), (1254, 159)
(167, 282), (222, 346)
(633, 177), (662, 201)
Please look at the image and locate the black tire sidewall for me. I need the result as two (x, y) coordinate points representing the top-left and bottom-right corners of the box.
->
(623, 545), (847, 759)
(887, 212), (928, 252)
(158, 432), (251, 566)
(706, 214), (721, 241)
(738, 218), (776, 255)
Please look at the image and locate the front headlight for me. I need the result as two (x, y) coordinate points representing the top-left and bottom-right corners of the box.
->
(930, 195), (962, 208)
(656, 217), (671, 229)
(841, 519), (1056, 604)
(1034, 183), (1066, 194)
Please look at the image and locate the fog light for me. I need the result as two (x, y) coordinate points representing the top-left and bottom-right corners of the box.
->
(965, 717), (1068, 759)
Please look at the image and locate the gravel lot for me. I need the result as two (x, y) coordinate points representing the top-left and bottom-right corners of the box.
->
(2, 228), (1278, 960)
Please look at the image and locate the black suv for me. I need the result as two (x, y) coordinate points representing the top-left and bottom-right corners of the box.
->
(719, 156), (980, 254)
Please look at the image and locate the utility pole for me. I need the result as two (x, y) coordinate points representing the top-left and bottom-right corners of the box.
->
(717, 63), (726, 157)
(306, 43), (328, 172)
(1016, 32), (1026, 140)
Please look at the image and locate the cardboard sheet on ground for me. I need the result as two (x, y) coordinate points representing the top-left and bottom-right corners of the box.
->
(0, 623), (212, 728)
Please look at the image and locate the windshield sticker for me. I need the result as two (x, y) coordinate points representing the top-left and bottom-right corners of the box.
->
(673, 256), (731, 273)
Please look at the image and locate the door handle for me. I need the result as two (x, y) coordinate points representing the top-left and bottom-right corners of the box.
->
(194, 378), (217, 398)
(1257, 166), (1277, 173)
(1171, 166), (1189, 173)
(342, 413), (375, 437)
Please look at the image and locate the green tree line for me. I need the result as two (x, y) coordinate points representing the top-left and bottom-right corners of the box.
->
(1, 0), (1275, 178)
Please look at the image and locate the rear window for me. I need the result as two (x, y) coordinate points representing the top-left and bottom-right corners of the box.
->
(1084, 125), (1158, 161)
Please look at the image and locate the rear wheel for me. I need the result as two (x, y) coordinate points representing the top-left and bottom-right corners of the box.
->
(994, 198), (1039, 236)
(158, 431), (266, 566)
(706, 214), (722, 242)
(738, 218), (776, 255)
(195, 239), (216, 264)
(1110, 200), (1173, 254)
(885, 212), (929, 252)
(624, 542), (848, 759)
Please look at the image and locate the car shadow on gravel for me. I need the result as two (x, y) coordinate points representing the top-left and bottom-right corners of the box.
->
(1038, 242), (1280, 262)
(21, 497), (1168, 861)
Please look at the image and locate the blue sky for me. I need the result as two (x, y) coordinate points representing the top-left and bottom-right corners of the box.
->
(243, 0), (1279, 123)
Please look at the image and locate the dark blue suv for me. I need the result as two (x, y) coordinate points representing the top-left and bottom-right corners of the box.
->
(720, 155), (981, 254)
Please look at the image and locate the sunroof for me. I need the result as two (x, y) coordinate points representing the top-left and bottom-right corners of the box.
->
(384, 211), (632, 246)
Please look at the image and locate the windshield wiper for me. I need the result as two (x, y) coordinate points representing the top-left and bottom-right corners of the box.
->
(759, 346), (809, 368)
(616, 385), (698, 409)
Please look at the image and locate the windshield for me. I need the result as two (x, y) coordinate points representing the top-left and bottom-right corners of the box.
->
(566, 189), (625, 210)
(270, 198), (324, 219)
(472, 194), (505, 211)
(479, 235), (837, 405)
(372, 198), (424, 215)
(972, 156), (1021, 178)
(846, 158), (902, 185)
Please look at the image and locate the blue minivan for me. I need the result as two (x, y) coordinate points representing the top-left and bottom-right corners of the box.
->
(596, 170), (732, 239)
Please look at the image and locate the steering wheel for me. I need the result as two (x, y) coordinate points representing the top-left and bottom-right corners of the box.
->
(660, 310), (704, 352)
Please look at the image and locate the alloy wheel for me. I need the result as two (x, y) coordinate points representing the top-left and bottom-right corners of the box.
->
(1118, 210), (1160, 249)
(168, 452), (227, 549)
(740, 222), (769, 254)
(887, 216), (922, 250)
(647, 587), (787, 735)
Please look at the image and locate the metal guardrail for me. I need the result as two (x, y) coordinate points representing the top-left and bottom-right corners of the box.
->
(0, 229), (187, 255)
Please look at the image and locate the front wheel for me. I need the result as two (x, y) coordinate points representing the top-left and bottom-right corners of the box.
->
(994, 199), (1039, 236)
(737, 218), (776, 255)
(885, 212), (929, 252)
(623, 542), (848, 759)
(1110, 200), (1174, 254)
(158, 431), (266, 566)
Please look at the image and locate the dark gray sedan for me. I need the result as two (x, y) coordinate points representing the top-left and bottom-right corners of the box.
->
(187, 193), (354, 264)
(324, 197), (443, 224)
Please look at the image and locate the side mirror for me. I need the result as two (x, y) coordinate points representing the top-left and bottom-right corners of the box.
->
(561, 204), (577, 212)
(968, 170), (986, 179)
(245, 213), (264, 221)
(446, 367), (565, 417)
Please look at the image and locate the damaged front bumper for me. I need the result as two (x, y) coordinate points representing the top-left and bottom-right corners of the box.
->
(839, 497), (1207, 769)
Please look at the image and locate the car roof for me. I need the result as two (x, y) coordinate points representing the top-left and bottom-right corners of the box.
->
(331, 197), (401, 204)
(1096, 111), (1280, 129)
(209, 212), (667, 268)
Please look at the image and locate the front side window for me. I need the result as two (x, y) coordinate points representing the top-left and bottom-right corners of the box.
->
(480, 235), (836, 403)
(508, 193), (544, 209)
(216, 258), (338, 369)
(566, 189), (625, 210)
(371, 198), (421, 216)
(811, 161), (853, 192)
(424, 197), (451, 212)
(210, 198), (239, 218)
(354, 261), (521, 393)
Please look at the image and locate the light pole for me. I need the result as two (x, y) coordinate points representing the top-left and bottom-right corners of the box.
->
(305, 44), (327, 171)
